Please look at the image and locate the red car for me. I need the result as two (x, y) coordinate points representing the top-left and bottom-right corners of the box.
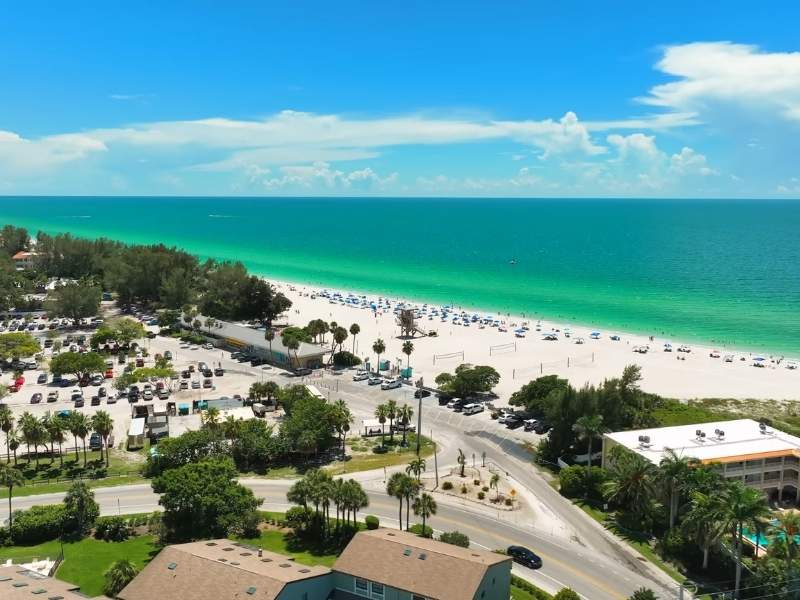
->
(105, 369), (114, 379)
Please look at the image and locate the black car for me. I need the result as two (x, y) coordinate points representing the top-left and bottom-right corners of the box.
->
(250, 358), (267, 367)
(37, 373), (47, 384)
(294, 367), (312, 376)
(506, 416), (524, 430)
(214, 367), (224, 376)
(74, 397), (85, 408)
(202, 368), (213, 378)
(533, 421), (552, 435)
(91, 395), (101, 406)
(181, 370), (190, 379)
(437, 394), (452, 405)
(30, 392), (42, 404)
(414, 389), (431, 399)
(507, 545), (542, 569)
(89, 432), (103, 450)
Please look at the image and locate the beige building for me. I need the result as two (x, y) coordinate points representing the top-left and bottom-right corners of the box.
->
(11, 251), (37, 270)
(603, 418), (800, 503)
(333, 529), (512, 600)
(118, 539), (333, 600)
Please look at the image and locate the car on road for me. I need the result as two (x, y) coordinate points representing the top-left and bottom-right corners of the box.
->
(533, 421), (551, 434)
(30, 392), (42, 404)
(164, 350), (172, 360)
(414, 389), (431, 399)
(352, 372), (369, 382)
(214, 367), (224, 376)
(506, 416), (524, 430)
(367, 376), (382, 386)
(462, 402), (484, 415)
(37, 373), (47, 384)
(293, 367), (313, 376)
(381, 379), (401, 390)
(507, 545), (542, 569)
(47, 391), (59, 402)
(202, 342), (213, 350)
(523, 419), (538, 432)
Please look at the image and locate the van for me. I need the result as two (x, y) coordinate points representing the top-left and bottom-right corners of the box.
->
(462, 403), (484, 416)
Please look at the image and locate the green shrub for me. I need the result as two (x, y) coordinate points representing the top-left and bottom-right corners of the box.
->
(442, 481), (453, 490)
(482, 486), (489, 492)
(628, 588), (658, 600)
(439, 531), (469, 547)
(558, 465), (608, 501)
(94, 516), (133, 542)
(285, 506), (313, 532)
(553, 589), (580, 600)
(657, 527), (691, 560)
(477, 491), (485, 500)
(0, 527), (11, 547)
(365, 515), (380, 530)
(408, 523), (433, 538)
(510, 575), (552, 600)
(372, 445), (388, 454)
(11, 505), (66, 545)
(473, 479), (481, 486)
(460, 484), (468, 494)
(333, 351), (362, 367)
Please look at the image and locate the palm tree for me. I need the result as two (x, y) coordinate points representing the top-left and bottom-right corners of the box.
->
(681, 490), (727, 569)
(402, 341), (414, 373)
(332, 327), (348, 360)
(7, 429), (19, 465)
(349, 323), (360, 353)
(17, 412), (39, 466)
(657, 448), (699, 529)
(403, 477), (420, 530)
(769, 510), (800, 588)
(201, 406), (222, 430)
(412, 492), (437, 537)
(264, 381), (280, 406)
(375, 404), (388, 447)
(264, 328), (275, 361)
(0, 405), (14, 463)
(70, 413), (91, 467)
(43, 412), (66, 467)
(331, 399), (352, 454)
(490, 473), (501, 500)
(66, 412), (84, 463)
(572, 414), (606, 468)
(285, 336), (300, 368)
(723, 481), (771, 599)
(387, 472), (408, 528)
(103, 559), (140, 598)
(386, 399), (398, 442)
(601, 446), (658, 519)
(91, 411), (114, 467)
(406, 457), (426, 482)
(457, 448), (466, 477)
(372, 338), (385, 373)
(398, 404), (414, 447)
(0, 463), (23, 529)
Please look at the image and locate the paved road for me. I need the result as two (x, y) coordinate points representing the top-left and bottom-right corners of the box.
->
(9, 479), (680, 600)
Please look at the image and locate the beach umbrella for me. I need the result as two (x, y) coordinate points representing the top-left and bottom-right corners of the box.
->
(754, 356), (766, 362)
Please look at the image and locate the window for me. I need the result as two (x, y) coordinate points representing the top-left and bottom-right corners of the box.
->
(370, 582), (385, 600)
(413, 596), (427, 600)
(355, 578), (369, 596)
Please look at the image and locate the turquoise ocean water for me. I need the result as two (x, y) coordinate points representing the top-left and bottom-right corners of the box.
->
(0, 197), (798, 355)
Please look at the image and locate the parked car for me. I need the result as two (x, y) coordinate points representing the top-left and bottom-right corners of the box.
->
(191, 380), (201, 389)
(47, 391), (59, 402)
(214, 367), (224, 376)
(158, 389), (169, 400)
(36, 373), (47, 384)
(202, 368), (213, 378)
(202, 342), (213, 350)
(30, 392), (42, 404)
(70, 389), (83, 401)
(462, 402), (484, 415)
(367, 376), (382, 386)
(179, 381), (189, 390)
(381, 379), (401, 390)
(352, 372), (369, 382)
(142, 390), (153, 401)
(506, 416), (524, 429)
(203, 378), (212, 389)
(507, 545), (542, 569)
(98, 386), (107, 398)
(294, 367), (313, 376)
(523, 419), (538, 432)
(533, 421), (551, 434)
(91, 395), (101, 406)
(164, 350), (173, 360)
(414, 389), (431, 399)
(89, 432), (103, 450)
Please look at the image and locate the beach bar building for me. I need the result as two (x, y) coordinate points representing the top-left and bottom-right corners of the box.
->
(188, 316), (330, 369)
(603, 419), (800, 504)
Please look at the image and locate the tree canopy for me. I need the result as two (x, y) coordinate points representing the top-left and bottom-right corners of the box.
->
(46, 279), (101, 325)
(0, 332), (40, 360)
(50, 351), (106, 380)
(435, 364), (500, 398)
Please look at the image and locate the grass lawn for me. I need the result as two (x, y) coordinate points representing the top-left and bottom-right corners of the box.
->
(235, 529), (339, 567)
(0, 449), (145, 499)
(0, 535), (158, 597)
(328, 434), (434, 476)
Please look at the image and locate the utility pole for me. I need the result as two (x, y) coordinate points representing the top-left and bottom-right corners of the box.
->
(415, 382), (423, 455)
(432, 430), (438, 489)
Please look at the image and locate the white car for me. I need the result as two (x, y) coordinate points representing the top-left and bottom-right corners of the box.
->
(202, 343), (214, 350)
(381, 379), (401, 390)
(352, 372), (369, 382)
(367, 376), (383, 386)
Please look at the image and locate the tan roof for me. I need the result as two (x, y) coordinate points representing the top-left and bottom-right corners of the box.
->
(0, 566), (103, 600)
(333, 529), (510, 600)
(118, 540), (330, 600)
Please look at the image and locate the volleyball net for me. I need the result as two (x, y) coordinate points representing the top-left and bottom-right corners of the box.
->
(489, 342), (517, 356)
(433, 350), (464, 365)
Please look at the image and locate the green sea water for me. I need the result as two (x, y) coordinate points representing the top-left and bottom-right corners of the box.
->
(0, 196), (798, 355)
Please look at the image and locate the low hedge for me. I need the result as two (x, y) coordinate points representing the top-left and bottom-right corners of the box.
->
(511, 574), (553, 599)
(10, 505), (66, 545)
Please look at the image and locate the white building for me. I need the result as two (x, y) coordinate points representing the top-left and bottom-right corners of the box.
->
(602, 419), (800, 503)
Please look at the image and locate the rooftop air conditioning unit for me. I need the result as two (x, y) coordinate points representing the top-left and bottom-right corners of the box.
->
(759, 422), (768, 434)
(714, 428), (725, 440)
(696, 430), (706, 441)
(638, 435), (652, 448)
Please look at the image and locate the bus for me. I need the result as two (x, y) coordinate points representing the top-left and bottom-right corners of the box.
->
(305, 384), (326, 401)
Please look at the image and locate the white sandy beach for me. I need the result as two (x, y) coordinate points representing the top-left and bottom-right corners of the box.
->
(271, 280), (799, 402)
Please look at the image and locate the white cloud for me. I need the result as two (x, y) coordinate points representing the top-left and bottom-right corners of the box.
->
(606, 133), (662, 163)
(109, 93), (155, 102)
(641, 41), (800, 122)
(495, 111), (607, 159)
(0, 130), (107, 172)
(669, 147), (716, 176)
(260, 161), (398, 191)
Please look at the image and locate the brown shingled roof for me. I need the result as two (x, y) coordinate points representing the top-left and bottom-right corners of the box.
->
(333, 529), (510, 600)
(0, 565), (104, 600)
(118, 540), (330, 600)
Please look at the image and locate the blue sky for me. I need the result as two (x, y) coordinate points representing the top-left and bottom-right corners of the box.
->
(1, 1), (799, 197)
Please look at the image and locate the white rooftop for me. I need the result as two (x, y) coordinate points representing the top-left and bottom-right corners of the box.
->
(604, 419), (800, 464)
